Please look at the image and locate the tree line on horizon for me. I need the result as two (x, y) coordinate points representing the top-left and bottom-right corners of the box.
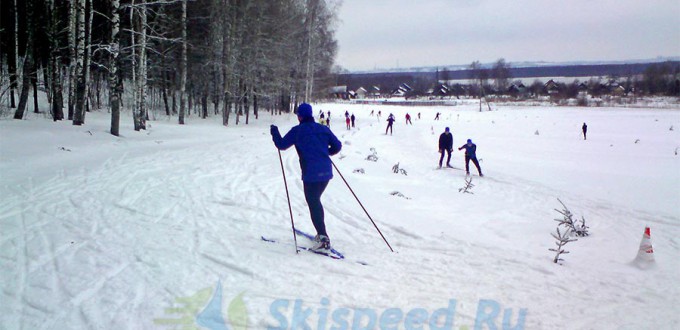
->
(0, 0), (339, 135)
(337, 59), (680, 100)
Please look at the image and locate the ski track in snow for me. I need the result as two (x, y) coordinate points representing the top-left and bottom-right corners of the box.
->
(1, 103), (679, 329)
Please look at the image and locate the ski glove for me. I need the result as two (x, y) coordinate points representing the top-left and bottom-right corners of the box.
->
(270, 125), (279, 136)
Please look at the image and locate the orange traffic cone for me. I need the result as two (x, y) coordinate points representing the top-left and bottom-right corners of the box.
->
(632, 226), (655, 268)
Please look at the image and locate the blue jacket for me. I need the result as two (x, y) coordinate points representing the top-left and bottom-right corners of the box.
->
(459, 143), (477, 158)
(272, 118), (342, 182)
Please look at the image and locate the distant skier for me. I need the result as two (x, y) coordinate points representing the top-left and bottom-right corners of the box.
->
(326, 111), (331, 127)
(385, 113), (395, 135)
(582, 122), (588, 140)
(458, 139), (483, 177)
(270, 103), (342, 252)
(434, 112), (441, 120)
(405, 113), (412, 125)
(438, 127), (453, 168)
(345, 110), (349, 118)
(418, 112), (421, 120)
(318, 113), (326, 126)
(345, 116), (351, 130)
(370, 110), (374, 116)
(350, 114), (356, 127)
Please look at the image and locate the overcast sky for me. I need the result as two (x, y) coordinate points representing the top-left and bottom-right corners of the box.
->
(333, 0), (680, 72)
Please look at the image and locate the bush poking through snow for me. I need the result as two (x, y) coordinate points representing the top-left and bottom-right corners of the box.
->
(535, 130), (540, 135)
(554, 198), (590, 237)
(353, 168), (365, 174)
(365, 148), (378, 162)
(670, 125), (674, 131)
(549, 227), (578, 264)
(458, 177), (475, 194)
(389, 191), (411, 200)
(392, 163), (408, 175)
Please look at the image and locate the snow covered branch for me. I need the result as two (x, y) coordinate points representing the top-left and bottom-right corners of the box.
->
(554, 198), (589, 237)
(458, 177), (475, 194)
(549, 227), (577, 264)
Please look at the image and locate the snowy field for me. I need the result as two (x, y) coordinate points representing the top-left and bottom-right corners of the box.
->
(1, 101), (679, 330)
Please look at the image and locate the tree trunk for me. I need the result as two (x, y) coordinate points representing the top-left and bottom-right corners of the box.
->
(178, 0), (187, 125)
(253, 86), (258, 119)
(135, 2), (147, 130)
(304, 0), (319, 102)
(72, 0), (86, 125)
(14, 0), (34, 120)
(49, 0), (64, 121)
(31, 62), (39, 113)
(109, 0), (121, 136)
(10, 0), (19, 108)
(201, 91), (208, 119)
(14, 57), (32, 119)
(67, 0), (77, 120)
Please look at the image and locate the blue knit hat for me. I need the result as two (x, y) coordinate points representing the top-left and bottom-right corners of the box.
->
(445, 127), (450, 132)
(467, 139), (472, 143)
(297, 103), (313, 118)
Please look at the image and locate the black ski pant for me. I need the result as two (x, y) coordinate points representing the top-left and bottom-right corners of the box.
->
(304, 180), (330, 238)
(385, 123), (393, 135)
(465, 155), (482, 175)
(439, 149), (452, 167)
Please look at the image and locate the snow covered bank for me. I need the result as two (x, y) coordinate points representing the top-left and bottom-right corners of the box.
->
(1, 103), (679, 329)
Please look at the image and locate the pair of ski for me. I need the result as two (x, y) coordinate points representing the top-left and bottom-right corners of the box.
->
(261, 229), (343, 259)
(262, 229), (367, 265)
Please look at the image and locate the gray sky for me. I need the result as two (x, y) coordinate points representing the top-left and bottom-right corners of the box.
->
(334, 0), (680, 72)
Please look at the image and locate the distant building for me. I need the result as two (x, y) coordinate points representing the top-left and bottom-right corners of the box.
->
(355, 87), (368, 99)
(329, 85), (349, 99)
(391, 83), (413, 97)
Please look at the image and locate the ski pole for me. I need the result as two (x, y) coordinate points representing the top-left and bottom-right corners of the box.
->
(278, 149), (299, 254)
(331, 161), (394, 252)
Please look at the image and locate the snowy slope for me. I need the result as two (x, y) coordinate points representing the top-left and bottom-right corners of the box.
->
(1, 103), (679, 330)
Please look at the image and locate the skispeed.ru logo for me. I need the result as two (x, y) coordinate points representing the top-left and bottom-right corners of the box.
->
(268, 298), (526, 330)
(154, 281), (527, 330)
(154, 281), (248, 330)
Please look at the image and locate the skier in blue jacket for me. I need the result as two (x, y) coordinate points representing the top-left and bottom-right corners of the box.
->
(458, 139), (483, 177)
(270, 103), (342, 251)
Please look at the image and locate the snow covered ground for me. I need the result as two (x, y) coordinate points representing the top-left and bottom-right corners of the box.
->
(1, 101), (679, 330)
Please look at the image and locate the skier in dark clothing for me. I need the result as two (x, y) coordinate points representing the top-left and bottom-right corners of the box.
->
(434, 112), (441, 120)
(385, 113), (395, 135)
(458, 139), (483, 176)
(582, 122), (587, 140)
(350, 114), (356, 127)
(405, 113), (412, 125)
(270, 103), (342, 252)
(438, 127), (453, 168)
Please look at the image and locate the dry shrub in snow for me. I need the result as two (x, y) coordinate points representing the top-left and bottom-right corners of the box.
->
(550, 227), (577, 264)
(458, 177), (475, 194)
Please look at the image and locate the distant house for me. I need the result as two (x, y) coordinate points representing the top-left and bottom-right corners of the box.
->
(545, 79), (560, 94)
(371, 86), (381, 98)
(391, 83), (413, 97)
(508, 82), (528, 96)
(611, 85), (626, 96)
(329, 85), (348, 99)
(434, 84), (449, 97)
(355, 87), (368, 99)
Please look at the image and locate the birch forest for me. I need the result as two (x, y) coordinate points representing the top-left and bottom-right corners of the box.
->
(0, 0), (340, 135)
